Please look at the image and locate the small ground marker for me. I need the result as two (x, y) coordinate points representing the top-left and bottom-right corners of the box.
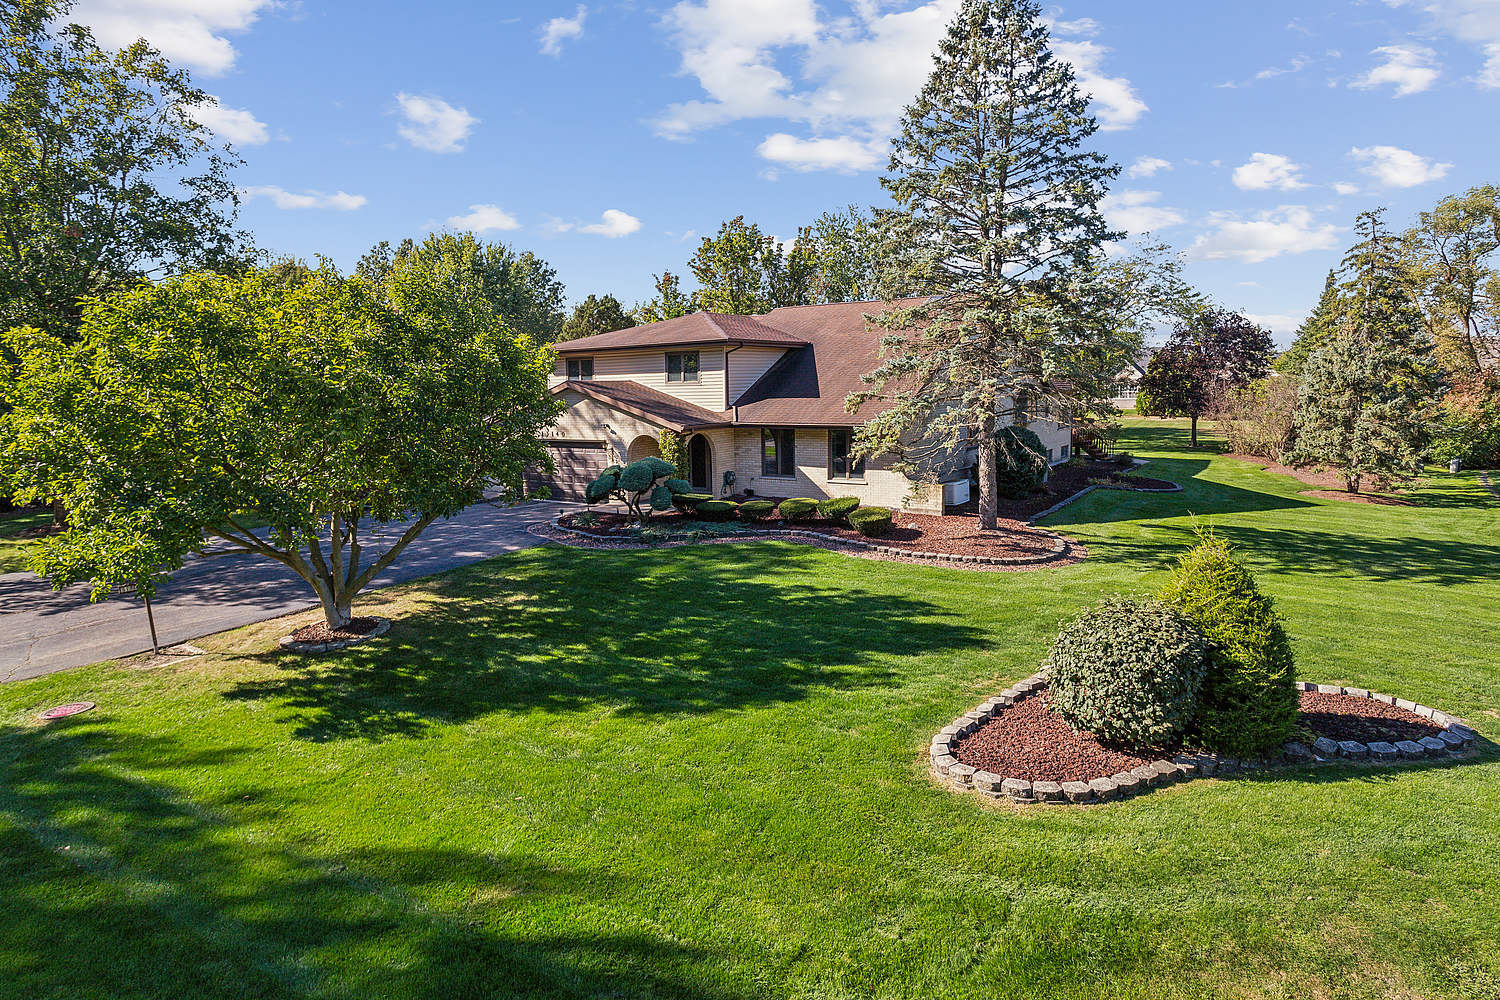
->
(39, 702), (95, 721)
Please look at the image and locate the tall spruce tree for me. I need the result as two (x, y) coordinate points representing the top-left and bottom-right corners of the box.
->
(851, 0), (1122, 530)
(1288, 210), (1440, 492)
(1275, 270), (1339, 375)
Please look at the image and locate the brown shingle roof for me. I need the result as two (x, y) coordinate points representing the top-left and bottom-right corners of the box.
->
(554, 379), (730, 433)
(552, 311), (808, 354)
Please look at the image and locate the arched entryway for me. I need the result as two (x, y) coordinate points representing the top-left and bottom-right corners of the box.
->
(688, 434), (712, 491)
(626, 435), (661, 463)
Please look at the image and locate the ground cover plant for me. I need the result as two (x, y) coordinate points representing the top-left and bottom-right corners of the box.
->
(0, 420), (1497, 1000)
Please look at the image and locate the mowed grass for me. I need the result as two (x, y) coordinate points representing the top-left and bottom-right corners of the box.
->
(1, 420), (1497, 1000)
(0, 507), (50, 574)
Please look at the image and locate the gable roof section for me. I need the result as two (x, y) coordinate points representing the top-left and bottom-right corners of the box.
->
(554, 379), (730, 433)
(552, 311), (808, 354)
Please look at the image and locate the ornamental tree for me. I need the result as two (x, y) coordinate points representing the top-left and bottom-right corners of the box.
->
(0, 238), (560, 628)
(1139, 308), (1273, 447)
(853, 0), (1125, 530)
(584, 458), (690, 526)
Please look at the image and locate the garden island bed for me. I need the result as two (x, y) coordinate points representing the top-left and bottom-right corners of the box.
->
(549, 508), (1083, 569)
(932, 679), (1478, 804)
(955, 457), (1182, 522)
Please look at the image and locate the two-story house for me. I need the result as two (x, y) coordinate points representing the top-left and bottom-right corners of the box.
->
(532, 299), (1074, 514)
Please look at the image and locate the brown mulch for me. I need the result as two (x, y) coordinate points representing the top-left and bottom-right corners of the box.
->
(1298, 691), (1444, 744)
(288, 617), (382, 644)
(977, 460), (1177, 521)
(1298, 489), (1416, 506)
(1223, 453), (1415, 505)
(954, 686), (1451, 784)
(954, 692), (1166, 782)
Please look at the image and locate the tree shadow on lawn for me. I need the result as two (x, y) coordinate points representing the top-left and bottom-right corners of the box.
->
(222, 543), (986, 742)
(0, 719), (752, 1000)
(1051, 458), (1316, 528)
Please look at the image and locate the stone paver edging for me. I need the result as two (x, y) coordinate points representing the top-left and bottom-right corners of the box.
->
(546, 517), (1077, 569)
(930, 677), (1480, 805)
(278, 617), (391, 654)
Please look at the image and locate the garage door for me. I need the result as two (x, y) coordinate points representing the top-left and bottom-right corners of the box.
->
(527, 441), (608, 501)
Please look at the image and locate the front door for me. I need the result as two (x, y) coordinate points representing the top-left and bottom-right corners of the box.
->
(689, 434), (711, 491)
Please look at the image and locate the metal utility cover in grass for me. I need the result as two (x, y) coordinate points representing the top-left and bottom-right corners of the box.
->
(39, 701), (95, 720)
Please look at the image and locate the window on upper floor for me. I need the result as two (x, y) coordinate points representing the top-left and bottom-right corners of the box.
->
(666, 351), (700, 383)
(566, 357), (594, 380)
(762, 427), (796, 477)
(827, 428), (865, 482)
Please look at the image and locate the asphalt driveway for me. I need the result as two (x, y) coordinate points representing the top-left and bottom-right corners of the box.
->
(0, 500), (577, 683)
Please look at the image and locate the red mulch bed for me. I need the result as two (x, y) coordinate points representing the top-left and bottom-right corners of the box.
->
(1298, 691), (1444, 744)
(560, 509), (1067, 561)
(288, 617), (382, 644)
(954, 686), (1449, 784)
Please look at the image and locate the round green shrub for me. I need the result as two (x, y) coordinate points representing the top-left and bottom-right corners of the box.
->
(737, 500), (776, 520)
(601, 465), (623, 478)
(1047, 597), (1209, 749)
(695, 500), (739, 521)
(665, 478), (693, 495)
(996, 426), (1048, 498)
(671, 492), (712, 512)
(649, 485), (675, 511)
(584, 473), (618, 504)
(817, 496), (861, 522)
(1159, 532), (1298, 756)
(777, 498), (819, 522)
(847, 506), (892, 537)
(642, 456), (677, 480)
(617, 460), (655, 493)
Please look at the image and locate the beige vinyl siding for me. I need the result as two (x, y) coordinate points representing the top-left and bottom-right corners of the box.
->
(724, 346), (788, 405)
(546, 389), (664, 466)
(550, 348), (726, 411)
(727, 428), (942, 514)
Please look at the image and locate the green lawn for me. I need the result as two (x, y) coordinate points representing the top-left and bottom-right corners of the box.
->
(0, 507), (51, 574)
(1, 420), (1496, 1000)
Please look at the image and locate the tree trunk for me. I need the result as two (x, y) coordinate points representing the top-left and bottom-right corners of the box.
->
(1346, 475), (1361, 495)
(312, 576), (353, 629)
(976, 414), (999, 531)
(51, 497), (69, 528)
(1189, 415), (1198, 449)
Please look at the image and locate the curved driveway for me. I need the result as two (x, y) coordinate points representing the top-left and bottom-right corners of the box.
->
(0, 500), (577, 683)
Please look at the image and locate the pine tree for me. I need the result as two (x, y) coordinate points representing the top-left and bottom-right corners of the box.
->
(1275, 270), (1339, 375)
(852, 0), (1122, 530)
(1288, 210), (1441, 493)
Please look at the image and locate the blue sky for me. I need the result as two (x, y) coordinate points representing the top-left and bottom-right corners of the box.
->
(66, 0), (1500, 346)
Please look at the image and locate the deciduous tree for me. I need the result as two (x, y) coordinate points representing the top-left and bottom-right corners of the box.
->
(1401, 185), (1500, 375)
(633, 271), (693, 324)
(560, 293), (635, 341)
(1139, 308), (1273, 447)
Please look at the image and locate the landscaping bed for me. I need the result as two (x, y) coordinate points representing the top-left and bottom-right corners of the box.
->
(1222, 453), (1415, 505)
(949, 458), (1179, 521)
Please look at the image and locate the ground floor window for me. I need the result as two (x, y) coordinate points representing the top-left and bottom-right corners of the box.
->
(827, 428), (865, 481)
(761, 428), (796, 477)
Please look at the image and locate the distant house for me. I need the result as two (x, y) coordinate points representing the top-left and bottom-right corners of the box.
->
(1109, 349), (1156, 410)
(532, 300), (1074, 514)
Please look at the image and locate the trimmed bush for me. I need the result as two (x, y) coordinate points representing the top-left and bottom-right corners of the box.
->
(641, 456), (677, 480)
(671, 492), (712, 512)
(1047, 597), (1209, 749)
(649, 485), (675, 511)
(584, 472), (618, 504)
(817, 496), (861, 522)
(777, 498), (819, 522)
(695, 500), (739, 521)
(665, 478), (693, 495)
(1159, 532), (1298, 757)
(737, 500), (776, 521)
(617, 460), (654, 493)
(996, 426), (1049, 498)
(847, 506), (893, 537)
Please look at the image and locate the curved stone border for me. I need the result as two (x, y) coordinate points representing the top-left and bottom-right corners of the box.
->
(278, 616), (391, 654)
(547, 516), (1077, 569)
(930, 677), (1481, 805)
(1027, 461), (1183, 525)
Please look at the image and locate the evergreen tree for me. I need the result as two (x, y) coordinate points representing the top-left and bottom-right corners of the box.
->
(560, 293), (635, 341)
(633, 271), (694, 324)
(1275, 270), (1339, 375)
(852, 0), (1122, 530)
(1287, 210), (1440, 492)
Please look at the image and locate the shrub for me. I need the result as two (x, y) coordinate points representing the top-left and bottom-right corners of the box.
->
(817, 496), (861, 522)
(695, 500), (738, 521)
(649, 485), (675, 511)
(1431, 372), (1500, 469)
(617, 460), (654, 494)
(737, 500), (776, 521)
(996, 426), (1049, 498)
(584, 472), (617, 504)
(847, 506), (893, 537)
(1159, 531), (1298, 756)
(671, 492), (712, 512)
(641, 456), (677, 480)
(777, 498), (819, 522)
(1047, 597), (1209, 749)
(665, 478), (693, 495)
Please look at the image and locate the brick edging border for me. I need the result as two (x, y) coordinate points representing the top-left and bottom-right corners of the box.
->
(278, 616), (391, 654)
(930, 677), (1481, 805)
(546, 517), (1075, 568)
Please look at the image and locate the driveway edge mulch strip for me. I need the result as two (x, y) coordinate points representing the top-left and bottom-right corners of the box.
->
(533, 518), (1087, 572)
(278, 616), (391, 654)
(930, 676), (1482, 806)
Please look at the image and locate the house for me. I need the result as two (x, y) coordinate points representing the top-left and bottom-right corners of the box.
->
(532, 299), (1074, 514)
(1109, 349), (1156, 410)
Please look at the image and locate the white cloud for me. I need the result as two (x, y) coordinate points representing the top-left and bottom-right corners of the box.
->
(757, 133), (884, 172)
(1352, 44), (1441, 96)
(1349, 144), (1452, 187)
(1191, 206), (1341, 264)
(67, 0), (274, 75)
(187, 99), (268, 145)
(540, 5), (587, 57)
(552, 209), (642, 238)
(1232, 153), (1309, 191)
(1480, 42), (1500, 87)
(1126, 156), (1172, 179)
(1334, 181), (1362, 196)
(653, 0), (1146, 170)
(395, 93), (479, 154)
(1383, 0), (1500, 86)
(445, 204), (521, 233)
(240, 186), (366, 211)
(1246, 312), (1306, 340)
(1101, 190), (1185, 234)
